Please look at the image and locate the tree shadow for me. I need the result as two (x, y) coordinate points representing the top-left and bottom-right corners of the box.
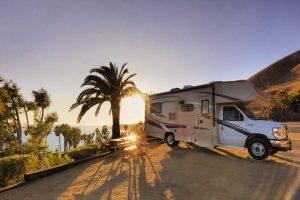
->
(2, 143), (299, 200)
(273, 154), (300, 165)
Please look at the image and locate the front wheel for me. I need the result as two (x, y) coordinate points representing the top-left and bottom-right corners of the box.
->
(247, 138), (270, 160)
(165, 133), (179, 147)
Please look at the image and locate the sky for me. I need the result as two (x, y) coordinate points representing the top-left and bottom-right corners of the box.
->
(1, 0), (300, 126)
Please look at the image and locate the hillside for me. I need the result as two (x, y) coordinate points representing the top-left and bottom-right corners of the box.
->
(248, 50), (300, 93)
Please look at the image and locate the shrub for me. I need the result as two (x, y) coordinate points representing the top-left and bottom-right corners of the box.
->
(43, 153), (73, 168)
(25, 153), (73, 173)
(64, 144), (101, 160)
(0, 154), (30, 187)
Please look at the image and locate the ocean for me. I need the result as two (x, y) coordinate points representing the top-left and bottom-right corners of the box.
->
(21, 126), (112, 151)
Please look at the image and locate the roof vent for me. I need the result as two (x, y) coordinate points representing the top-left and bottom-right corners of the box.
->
(170, 88), (180, 91)
(183, 85), (193, 89)
(209, 81), (222, 84)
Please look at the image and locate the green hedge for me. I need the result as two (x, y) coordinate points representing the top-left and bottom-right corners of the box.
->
(0, 145), (104, 187)
(0, 154), (30, 187)
(64, 144), (102, 160)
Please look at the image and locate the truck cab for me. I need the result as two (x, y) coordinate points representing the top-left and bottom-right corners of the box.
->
(218, 104), (291, 159)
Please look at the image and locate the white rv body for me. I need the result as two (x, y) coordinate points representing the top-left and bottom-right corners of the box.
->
(145, 80), (291, 160)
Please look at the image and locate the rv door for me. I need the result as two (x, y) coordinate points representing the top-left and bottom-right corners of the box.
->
(193, 99), (213, 148)
(219, 105), (248, 147)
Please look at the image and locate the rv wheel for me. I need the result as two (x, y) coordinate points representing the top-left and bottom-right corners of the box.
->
(165, 133), (178, 147)
(247, 138), (270, 160)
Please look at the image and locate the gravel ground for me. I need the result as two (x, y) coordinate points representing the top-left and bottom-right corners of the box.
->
(1, 136), (300, 200)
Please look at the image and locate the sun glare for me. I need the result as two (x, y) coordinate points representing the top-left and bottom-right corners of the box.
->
(120, 95), (145, 124)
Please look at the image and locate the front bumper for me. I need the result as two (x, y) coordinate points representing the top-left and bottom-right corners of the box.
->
(270, 139), (292, 151)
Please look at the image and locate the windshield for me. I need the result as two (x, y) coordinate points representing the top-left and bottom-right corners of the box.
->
(237, 104), (258, 119)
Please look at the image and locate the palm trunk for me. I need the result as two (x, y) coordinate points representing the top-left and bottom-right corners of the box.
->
(13, 107), (22, 144)
(59, 135), (61, 152)
(64, 136), (67, 152)
(11, 98), (22, 144)
(40, 107), (44, 123)
(16, 110), (22, 144)
(24, 107), (30, 129)
(111, 100), (121, 139)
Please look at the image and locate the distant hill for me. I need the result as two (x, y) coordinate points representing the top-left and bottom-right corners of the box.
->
(248, 50), (300, 93)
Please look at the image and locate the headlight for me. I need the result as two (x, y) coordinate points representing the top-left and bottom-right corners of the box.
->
(272, 127), (285, 139)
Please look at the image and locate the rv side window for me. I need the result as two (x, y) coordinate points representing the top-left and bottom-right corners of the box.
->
(201, 100), (209, 114)
(223, 106), (244, 121)
(150, 103), (162, 113)
(181, 104), (194, 112)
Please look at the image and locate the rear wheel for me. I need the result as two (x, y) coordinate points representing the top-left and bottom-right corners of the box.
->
(165, 133), (178, 147)
(247, 138), (270, 160)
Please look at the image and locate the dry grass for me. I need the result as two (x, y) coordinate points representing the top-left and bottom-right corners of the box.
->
(249, 50), (300, 92)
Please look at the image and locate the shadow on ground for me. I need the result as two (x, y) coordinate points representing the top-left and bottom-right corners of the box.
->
(0, 140), (299, 200)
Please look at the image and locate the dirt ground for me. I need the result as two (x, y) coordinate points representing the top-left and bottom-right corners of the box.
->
(1, 135), (300, 200)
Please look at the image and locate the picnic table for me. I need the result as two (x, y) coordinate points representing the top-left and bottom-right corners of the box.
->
(109, 136), (136, 153)
(108, 135), (152, 158)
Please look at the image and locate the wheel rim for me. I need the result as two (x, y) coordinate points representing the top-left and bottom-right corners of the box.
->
(167, 135), (174, 144)
(251, 142), (265, 156)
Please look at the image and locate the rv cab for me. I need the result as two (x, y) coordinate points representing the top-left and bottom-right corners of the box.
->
(145, 80), (292, 160)
(219, 105), (248, 148)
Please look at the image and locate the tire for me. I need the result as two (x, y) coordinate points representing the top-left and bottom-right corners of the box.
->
(165, 133), (178, 147)
(247, 138), (270, 160)
(270, 149), (278, 155)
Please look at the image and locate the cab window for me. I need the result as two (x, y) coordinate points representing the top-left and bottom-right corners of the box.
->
(223, 106), (243, 121)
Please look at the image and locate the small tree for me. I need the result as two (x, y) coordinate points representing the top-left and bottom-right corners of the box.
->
(289, 90), (300, 112)
(268, 90), (290, 121)
(25, 112), (58, 153)
(54, 125), (62, 152)
(69, 127), (81, 149)
(95, 126), (109, 145)
(32, 88), (51, 123)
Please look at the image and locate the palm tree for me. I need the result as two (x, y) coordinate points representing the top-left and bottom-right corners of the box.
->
(4, 82), (23, 143)
(54, 125), (62, 152)
(70, 62), (140, 139)
(32, 88), (51, 123)
(55, 123), (71, 151)
(22, 101), (36, 129)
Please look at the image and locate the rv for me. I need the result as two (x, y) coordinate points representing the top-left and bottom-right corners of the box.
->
(144, 80), (291, 160)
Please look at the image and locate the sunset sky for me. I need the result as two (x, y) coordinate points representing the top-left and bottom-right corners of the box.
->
(1, 0), (300, 126)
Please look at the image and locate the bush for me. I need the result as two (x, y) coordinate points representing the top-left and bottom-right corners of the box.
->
(44, 153), (73, 167)
(0, 154), (30, 187)
(25, 153), (72, 172)
(64, 144), (101, 160)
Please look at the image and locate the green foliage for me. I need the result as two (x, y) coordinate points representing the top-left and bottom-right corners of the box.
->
(25, 153), (72, 174)
(32, 88), (51, 123)
(69, 127), (81, 148)
(25, 112), (58, 153)
(95, 126), (109, 144)
(81, 133), (94, 145)
(0, 154), (30, 187)
(267, 90), (300, 121)
(289, 90), (300, 112)
(54, 123), (72, 151)
(0, 153), (72, 187)
(1, 81), (24, 144)
(64, 144), (100, 160)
